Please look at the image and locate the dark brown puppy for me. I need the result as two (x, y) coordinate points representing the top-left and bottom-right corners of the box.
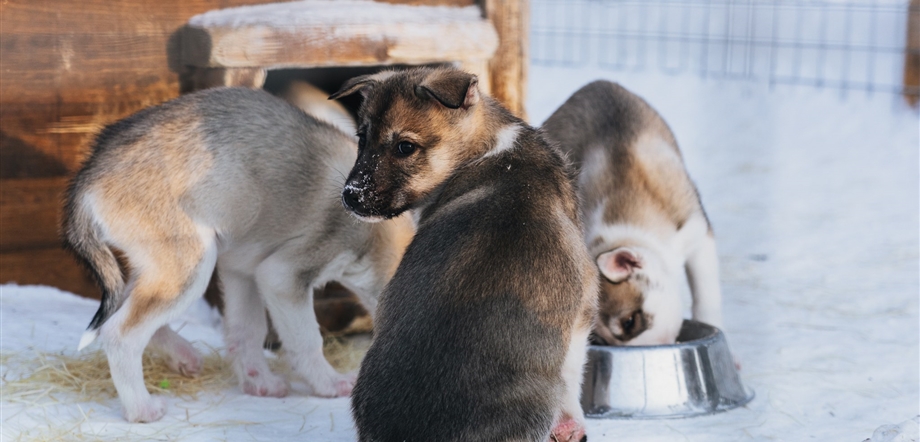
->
(331, 67), (598, 442)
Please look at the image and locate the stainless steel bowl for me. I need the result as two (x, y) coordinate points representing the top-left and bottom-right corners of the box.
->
(581, 320), (753, 419)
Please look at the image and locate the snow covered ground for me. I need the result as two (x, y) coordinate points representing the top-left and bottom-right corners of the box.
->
(2, 67), (918, 441)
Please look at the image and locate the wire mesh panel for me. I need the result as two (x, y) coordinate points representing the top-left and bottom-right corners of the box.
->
(531, 0), (919, 98)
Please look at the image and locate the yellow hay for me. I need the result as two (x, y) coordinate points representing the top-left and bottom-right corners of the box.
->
(3, 348), (236, 403)
(2, 335), (370, 405)
(322, 335), (372, 373)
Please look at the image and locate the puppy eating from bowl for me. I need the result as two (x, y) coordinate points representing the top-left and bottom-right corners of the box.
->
(543, 81), (723, 347)
(331, 67), (598, 442)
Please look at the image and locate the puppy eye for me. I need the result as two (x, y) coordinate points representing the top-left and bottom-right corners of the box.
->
(357, 133), (367, 150)
(395, 141), (416, 157)
(622, 312), (637, 333)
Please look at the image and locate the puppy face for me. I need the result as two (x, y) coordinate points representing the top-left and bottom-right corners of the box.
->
(591, 247), (682, 346)
(330, 68), (481, 221)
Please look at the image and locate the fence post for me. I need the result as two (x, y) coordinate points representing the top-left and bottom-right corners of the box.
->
(483, 0), (529, 120)
(905, 0), (920, 107)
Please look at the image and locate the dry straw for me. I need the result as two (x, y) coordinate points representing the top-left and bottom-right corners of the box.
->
(2, 335), (370, 405)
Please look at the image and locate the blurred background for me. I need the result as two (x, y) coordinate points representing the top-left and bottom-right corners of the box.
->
(531, 0), (917, 104)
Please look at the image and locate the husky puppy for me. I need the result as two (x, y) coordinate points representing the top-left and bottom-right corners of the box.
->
(330, 67), (598, 442)
(282, 80), (357, 136)
(63, 87), (412, 422)
(542, 81), (722, 346)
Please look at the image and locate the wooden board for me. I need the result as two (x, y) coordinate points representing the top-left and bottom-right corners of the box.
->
(177, 3), (499, 69)
(0, 0), (284, 180)
(0, 177), (100, 298)
(0, 248), (100, 299)
(0, 178), (68, 252)
(483, 0), (528, 119)
(905, 0), (920, 107)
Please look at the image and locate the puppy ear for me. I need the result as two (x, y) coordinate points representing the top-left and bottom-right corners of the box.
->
(596, 248), (642, 283)
(329, 74), (378, 100)
(417, 69), (480, 110)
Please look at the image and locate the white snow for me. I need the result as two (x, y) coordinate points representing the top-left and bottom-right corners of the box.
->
(0, 284), (358, 441)
(188, 0), (485, 29)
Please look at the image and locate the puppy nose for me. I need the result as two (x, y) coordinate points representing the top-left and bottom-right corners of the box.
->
(342, 187), (361, 210)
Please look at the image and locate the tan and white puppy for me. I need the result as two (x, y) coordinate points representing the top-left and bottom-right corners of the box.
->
(331, 67), (598, 442)
(543, 81), (722, 346)
(63, 87), (412, 422)
(282, 80), (357, 136)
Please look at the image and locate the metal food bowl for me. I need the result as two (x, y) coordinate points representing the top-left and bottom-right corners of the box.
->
(581, 320), (753, 419)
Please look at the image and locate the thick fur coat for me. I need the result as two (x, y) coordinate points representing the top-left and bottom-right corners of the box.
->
(331, 68), (597, 442)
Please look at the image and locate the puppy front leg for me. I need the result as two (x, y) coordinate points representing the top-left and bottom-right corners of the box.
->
(222, 270), (288, 397)
(255, 253), (355, 397)
(684, 232), (723, 329)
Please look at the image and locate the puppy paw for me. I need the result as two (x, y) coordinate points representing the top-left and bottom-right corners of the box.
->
(333, 373), (357, 396)
(311, 372), (357, 398)
(124, 396), (167, 423)
(164, 344), (203, 377)
(549, 414), (587, 442)
(241, 369), (289, 397)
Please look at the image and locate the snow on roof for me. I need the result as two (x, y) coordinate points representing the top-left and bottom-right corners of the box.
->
(188, 0), (485, 29)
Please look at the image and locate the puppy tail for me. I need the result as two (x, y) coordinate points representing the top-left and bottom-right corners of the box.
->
(78, 329), (99, 351)
(62, 184), (125, 350)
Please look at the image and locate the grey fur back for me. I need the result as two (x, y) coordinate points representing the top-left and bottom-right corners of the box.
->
(542, 80), (705, 229)
(63, 87), (362, 331)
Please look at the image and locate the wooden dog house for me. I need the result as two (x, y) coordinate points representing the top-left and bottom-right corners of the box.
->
(0, 0), (527, 302)
(178, 2), (497, 94)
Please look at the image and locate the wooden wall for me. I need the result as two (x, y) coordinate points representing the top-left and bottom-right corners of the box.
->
(1, 0), (283, 297)
(0, 0), (523, 299)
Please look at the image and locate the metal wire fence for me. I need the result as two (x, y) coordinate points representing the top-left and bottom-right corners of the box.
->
(531, 0), (919, 98)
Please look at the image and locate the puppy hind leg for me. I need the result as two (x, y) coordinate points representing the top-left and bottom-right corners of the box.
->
(100, 231), (217, 423)
(147, 325), (202, 377)
(221, 269), (288, 397)
(255, 254), (354, 398)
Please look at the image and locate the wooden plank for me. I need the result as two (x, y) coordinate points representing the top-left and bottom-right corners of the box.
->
(376, 0), (476, 6)
(0, 247), (101, 299)
(905, 0), (920, 107)
(0, 178), (69, 251)
(179, 24), (498, 70)
(483, 0), (528, 119)
(178, 3), (498, 69)
(1, 34), (167, 75)
(0, 34), (179, 103)
(1, 107), (70, 179)
(0, 0), (286, 173)
(179, 67), (267, 92)
(0, 0), (284, 35)
(1, 95), (177, 177)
